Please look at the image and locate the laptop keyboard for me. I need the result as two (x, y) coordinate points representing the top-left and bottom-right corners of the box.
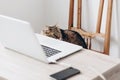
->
(41, 45), (61, 57)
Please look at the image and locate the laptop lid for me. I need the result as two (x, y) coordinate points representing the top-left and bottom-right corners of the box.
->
(0, 15), (48, 63)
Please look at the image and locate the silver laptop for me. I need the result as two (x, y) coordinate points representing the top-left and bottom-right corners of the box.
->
(0, 15), (82, 63)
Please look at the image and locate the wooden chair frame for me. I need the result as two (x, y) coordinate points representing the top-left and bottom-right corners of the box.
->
(68, 0), (113, 55)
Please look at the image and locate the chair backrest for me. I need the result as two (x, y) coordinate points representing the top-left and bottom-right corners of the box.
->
(68, 0), (113, 55)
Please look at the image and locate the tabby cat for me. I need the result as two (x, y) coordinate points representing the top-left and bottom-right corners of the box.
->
(41, 25), (87, 49)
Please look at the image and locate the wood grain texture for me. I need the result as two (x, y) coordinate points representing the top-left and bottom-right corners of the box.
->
(77, 0), (82, 29)
(96, 0), (104, 33)
(68, 0), (74, 29)
(0, 43), (120, 80)
(104, 0), (113, 55)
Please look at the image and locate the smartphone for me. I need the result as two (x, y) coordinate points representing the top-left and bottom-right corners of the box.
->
(50, 67), (80, 80)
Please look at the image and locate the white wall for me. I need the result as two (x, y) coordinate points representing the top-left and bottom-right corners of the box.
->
(115, 0), (120, 58)
(43, 0), (69, 29)
(43, 0), (120, 58)
(109, 0), (120, 58)
(0, 0), (44, 32)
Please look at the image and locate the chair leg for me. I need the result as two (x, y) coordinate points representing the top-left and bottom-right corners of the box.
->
(77, 0), (82, 29)
(68, 0), (74, 30)
(96, 0), (104, 33)
(104, 0), (113, 55)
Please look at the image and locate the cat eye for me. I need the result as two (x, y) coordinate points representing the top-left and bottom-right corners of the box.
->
(49, 28), (51, 30)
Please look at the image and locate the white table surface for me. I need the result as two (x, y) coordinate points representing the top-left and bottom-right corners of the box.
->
(0, 44), (120, 80)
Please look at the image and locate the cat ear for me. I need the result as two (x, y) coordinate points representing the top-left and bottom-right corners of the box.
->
(54, 24), (60, 28)
(44, 25), (49, 30)
(45, 25), (50, 29)
(54, 23), (59, 27)
(53, 24), (57, 27)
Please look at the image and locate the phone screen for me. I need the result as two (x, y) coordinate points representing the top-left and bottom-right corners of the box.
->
(50, 67), (80, 80)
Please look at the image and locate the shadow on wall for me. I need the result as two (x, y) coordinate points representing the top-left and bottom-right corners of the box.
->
(109, 0), (120, 58)
(116, 0), (120, 58)
(0, 76), (7, 80)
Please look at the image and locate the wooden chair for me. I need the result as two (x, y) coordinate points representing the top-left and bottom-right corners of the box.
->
(68, 0), (113, 55)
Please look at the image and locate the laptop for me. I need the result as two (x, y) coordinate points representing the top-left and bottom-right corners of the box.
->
(0, 15), (82, 63)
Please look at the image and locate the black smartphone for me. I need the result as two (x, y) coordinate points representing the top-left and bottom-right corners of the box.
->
(50, 67), (80, 80)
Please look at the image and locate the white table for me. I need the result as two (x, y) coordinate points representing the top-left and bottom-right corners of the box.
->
(0, 44), (120, 80)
